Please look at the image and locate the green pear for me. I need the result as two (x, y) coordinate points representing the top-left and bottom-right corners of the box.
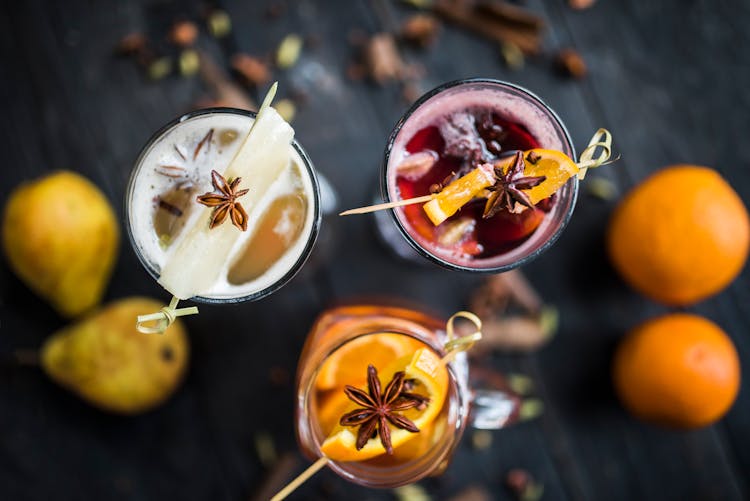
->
(2, 171), (119, 317)
(41, 297), (189, 414)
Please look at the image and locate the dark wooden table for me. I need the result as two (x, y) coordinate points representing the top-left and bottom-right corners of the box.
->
(1, 1), (749, 499)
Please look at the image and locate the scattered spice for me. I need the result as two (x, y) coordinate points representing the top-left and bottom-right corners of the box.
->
(401, 14), (441, 47)
(476, 307), (558, 353)
(484, 151), (546, 218)
(196, 170), (250, 231)
(346, 62), (367, 81)
(556, 48), (587, 78)
(569, 0), (596, 10)
(198, 50), (257, 110)
(518, 399), (544, 421)
(169, 20), (199, 47)
(115, 32), (147, 56)
(470, 269), (543, 317)
(471, 430), (493, 450)
(254, 431), (278, 467)
(506, 373), (535, 395)
(155, 165), (188, 178)
(231, 53), (271, 86)
(178, 49), (200, 76)
(158, 199), (183, 217)
(586, 176), (618, 200)
(340, 365), (428, 454)
(274, 98), (296, 122)
(207, 9), (232, 38)
(401, 0), (434, 9)
(468, 270), (557, 353)
(448, 486), (492, 501)
(174, 145), (187, 161)
(434, 0), (545, 55)
(147, 56), (173, 80)
(500, 41), (525, 70)
(305, 33), (322, 50)
(276, 34), (303, 69)
(193, 129), (214, 160)
(265, 1), (287, 19)
(347, 28), (369, 47)
(365, 33), (407, 83)
(506, 469), (544, 501)
(394, 484), (432, 501)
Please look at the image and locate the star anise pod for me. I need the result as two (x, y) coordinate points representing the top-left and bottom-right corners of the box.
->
(483, 151), (546, 219)
(196, 170), (249, 231)
(339, 365), (429, 454)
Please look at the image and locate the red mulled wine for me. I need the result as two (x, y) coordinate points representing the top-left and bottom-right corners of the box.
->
(395, 109), (555, 260)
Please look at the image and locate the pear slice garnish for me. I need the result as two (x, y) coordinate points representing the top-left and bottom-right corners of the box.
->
(158, 83), (294, 299)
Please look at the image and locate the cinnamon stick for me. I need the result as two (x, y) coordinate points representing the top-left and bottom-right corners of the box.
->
(433, 0), (544, 55)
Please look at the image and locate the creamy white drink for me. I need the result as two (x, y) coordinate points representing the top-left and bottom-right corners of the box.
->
(127, 108), (318, 301)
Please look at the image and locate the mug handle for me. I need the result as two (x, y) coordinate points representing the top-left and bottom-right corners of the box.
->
(467, 367), (540, 430)
(469, 389), (522, 429)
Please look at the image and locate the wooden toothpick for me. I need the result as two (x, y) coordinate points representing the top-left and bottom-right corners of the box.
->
(339, 195), (434, 216)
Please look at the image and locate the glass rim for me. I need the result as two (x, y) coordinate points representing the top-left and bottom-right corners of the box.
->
(124, 107), (322, 304)
(380, 77), (579, 274)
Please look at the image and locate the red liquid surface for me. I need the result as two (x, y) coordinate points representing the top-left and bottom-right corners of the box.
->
(395, 109), (555, 260)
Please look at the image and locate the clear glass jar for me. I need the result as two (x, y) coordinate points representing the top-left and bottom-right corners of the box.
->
(295, 304), (520, 488)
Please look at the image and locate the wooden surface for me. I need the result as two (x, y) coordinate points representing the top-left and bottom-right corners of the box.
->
(1, 0), (749, 499)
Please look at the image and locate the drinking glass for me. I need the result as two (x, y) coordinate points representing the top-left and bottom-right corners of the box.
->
(377, 78), (577, 273)
(295, 304), (522, 488)
(125, 107), (321, 303)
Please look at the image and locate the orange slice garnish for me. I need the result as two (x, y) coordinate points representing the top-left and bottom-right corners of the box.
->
(422, 164), (495, 226)
(315, 333), (423, 391)
(320, 347), (449, 462)
(422, 149), (579, 226)
(518, 149), (579, 204)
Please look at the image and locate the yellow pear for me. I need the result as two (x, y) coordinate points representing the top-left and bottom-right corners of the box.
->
(41, 297), (189, 414)
(2, 171), (119, 317)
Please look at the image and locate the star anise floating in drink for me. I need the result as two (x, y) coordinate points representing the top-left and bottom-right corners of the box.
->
(483, 151), (546, 219)
(197, 169), (250, 231)
(340, 364), (430, 454)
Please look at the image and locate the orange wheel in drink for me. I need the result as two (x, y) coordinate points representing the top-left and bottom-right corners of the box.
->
(320, 347), (449, 461)
(613, 313), (740, 428)
(607, 165), (750, 306)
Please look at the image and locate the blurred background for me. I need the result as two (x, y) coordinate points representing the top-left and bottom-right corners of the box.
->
(1, 0), (749, 500)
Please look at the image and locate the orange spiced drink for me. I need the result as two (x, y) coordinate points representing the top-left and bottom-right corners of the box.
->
(295, 305), (473, 487)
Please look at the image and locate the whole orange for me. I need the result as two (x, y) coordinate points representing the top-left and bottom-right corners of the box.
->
(613, 313), (740, 428)
(607, 165), (749, 306)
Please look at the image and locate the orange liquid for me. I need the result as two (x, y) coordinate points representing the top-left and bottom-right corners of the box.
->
(311, 330), (449, 467)
(227, 191), (307, 284)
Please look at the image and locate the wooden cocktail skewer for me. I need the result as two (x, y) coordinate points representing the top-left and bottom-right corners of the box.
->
(339, 194), (434, 216)
(339, 129), (614, 217)
(269, 456), (329, 501)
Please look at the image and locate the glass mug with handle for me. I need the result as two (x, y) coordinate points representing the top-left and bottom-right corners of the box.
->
(286, 304), (528, 494)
